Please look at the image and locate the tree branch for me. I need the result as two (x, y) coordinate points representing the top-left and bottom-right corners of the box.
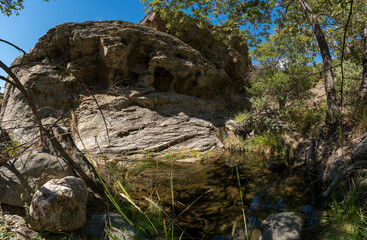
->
(0, 60), (105, 195)
(322, 160), (367, 197)
(9, 61), (111, 144)
(0, 38), (27, 55)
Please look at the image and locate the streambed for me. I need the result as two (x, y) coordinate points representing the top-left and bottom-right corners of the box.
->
(111, 152), (315, 239)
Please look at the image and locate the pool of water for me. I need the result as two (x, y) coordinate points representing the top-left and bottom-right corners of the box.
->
(113, 152), (315, 239)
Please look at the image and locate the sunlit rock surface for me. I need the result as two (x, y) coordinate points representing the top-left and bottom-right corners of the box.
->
(0, 20), (250, 159)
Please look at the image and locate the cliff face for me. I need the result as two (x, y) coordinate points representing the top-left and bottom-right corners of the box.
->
(0, 20), (251, 159)
(140, 12), (251, 95)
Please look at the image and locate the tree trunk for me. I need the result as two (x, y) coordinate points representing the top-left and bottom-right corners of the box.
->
(298, 0), (339, 129)
(360, 26), (367, 95)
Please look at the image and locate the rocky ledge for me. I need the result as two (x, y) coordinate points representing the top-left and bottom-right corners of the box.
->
(0, 20), (250, 160)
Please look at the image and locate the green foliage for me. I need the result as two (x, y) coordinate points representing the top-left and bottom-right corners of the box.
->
(0, 223), (16, 240)
(244, 131), (284, 156)
(234, 111), (251, 124)
(281, 101), (327, 134)
(320, 178), (367, 239)
(0, 0), (23, 16)
(0, 207), (16, 240)
(140, 0), (276, 47)
(0, 0), (49, 16)
(353, 99), (367, 130)
(334, 60), (363, 105)
(248, 64), (316, 112)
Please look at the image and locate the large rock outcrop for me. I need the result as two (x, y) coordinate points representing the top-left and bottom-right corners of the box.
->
(0, 20), (250, 159)
(140, 12), (251, 93)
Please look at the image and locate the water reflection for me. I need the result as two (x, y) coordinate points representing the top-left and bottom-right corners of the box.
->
(117, 152), (315, 239)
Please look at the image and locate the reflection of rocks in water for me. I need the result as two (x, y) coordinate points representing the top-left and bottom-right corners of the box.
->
(301, 205), (319, 226)
(113, 153), (311, 239)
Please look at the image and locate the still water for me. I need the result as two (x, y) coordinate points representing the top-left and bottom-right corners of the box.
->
(116, 152), (315, 239)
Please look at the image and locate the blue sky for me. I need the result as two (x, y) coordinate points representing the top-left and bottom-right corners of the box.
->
(0, 0), (147, 91)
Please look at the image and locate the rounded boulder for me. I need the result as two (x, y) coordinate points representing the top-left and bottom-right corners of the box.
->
(28, 176), (88, 232)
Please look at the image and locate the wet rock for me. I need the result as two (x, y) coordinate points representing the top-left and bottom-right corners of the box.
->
(0, 152), (75, 207)
(29, 176), (88, 232)
(260, 212), (302, 240)
(82, 212), (145, 240)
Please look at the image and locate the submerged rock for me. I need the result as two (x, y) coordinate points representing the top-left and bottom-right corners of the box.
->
(29, 176), (88, 232)
(82, 212), (145, 240)
(260, 212), (302, 240)
(0, 20), (250, 160)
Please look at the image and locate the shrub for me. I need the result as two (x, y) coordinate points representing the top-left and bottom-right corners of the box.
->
(334, 60), (362, 106)
(234, 111), (251, 124)
(248, 64), (316, 112)
(281, 100), (327, 134)
(244, 131), (284, 156)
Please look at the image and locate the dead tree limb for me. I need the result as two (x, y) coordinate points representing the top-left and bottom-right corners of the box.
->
(0, 38), (27, 55)
(322, 160), (367, 197)
(0, 60), (105, 195)
(9, 61), (111, 145)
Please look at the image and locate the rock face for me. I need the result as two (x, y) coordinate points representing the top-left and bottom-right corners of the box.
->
(28, 176), (88, 232)
(140, 12), (251, 94)
(0, 151), (77, 207)
(260, 212), (302, 240)
(0, 20), (250, 159)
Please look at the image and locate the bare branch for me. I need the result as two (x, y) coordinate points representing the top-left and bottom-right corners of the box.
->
(0, 38), (27, 55)
(0, 60), (105, 195)
(322, 160), (367, 197)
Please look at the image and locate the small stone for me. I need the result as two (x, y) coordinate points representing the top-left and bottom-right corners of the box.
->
(15, 226), (38, 240)
(29, 176), (88, 232)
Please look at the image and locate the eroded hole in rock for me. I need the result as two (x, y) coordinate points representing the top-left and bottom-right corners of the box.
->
(174, 73), (198, 95)
(127, 45), (150, 74)
(153, 67), (173, 92)
(69, 59), (108, 91)
(175, 53), (185, 59)
(113, 73), (139, 88)
(117, 131), (129, 138)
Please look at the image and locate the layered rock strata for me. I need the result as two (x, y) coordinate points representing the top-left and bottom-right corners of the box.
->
(0, 20), (250, 159)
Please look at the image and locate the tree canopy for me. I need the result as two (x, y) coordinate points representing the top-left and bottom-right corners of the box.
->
(0, 0), (48, 16)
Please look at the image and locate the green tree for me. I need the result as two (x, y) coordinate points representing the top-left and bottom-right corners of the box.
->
(141, 0), (348, 128)
(250, 30), (318, 111)
(317, 0), (367, 95)
(1, 0), (24, 16)
(0, 0), (48, 16)
(249, 63), (316, 112)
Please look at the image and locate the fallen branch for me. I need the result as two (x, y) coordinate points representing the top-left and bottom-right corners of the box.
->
(322, 160), (367, 197)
